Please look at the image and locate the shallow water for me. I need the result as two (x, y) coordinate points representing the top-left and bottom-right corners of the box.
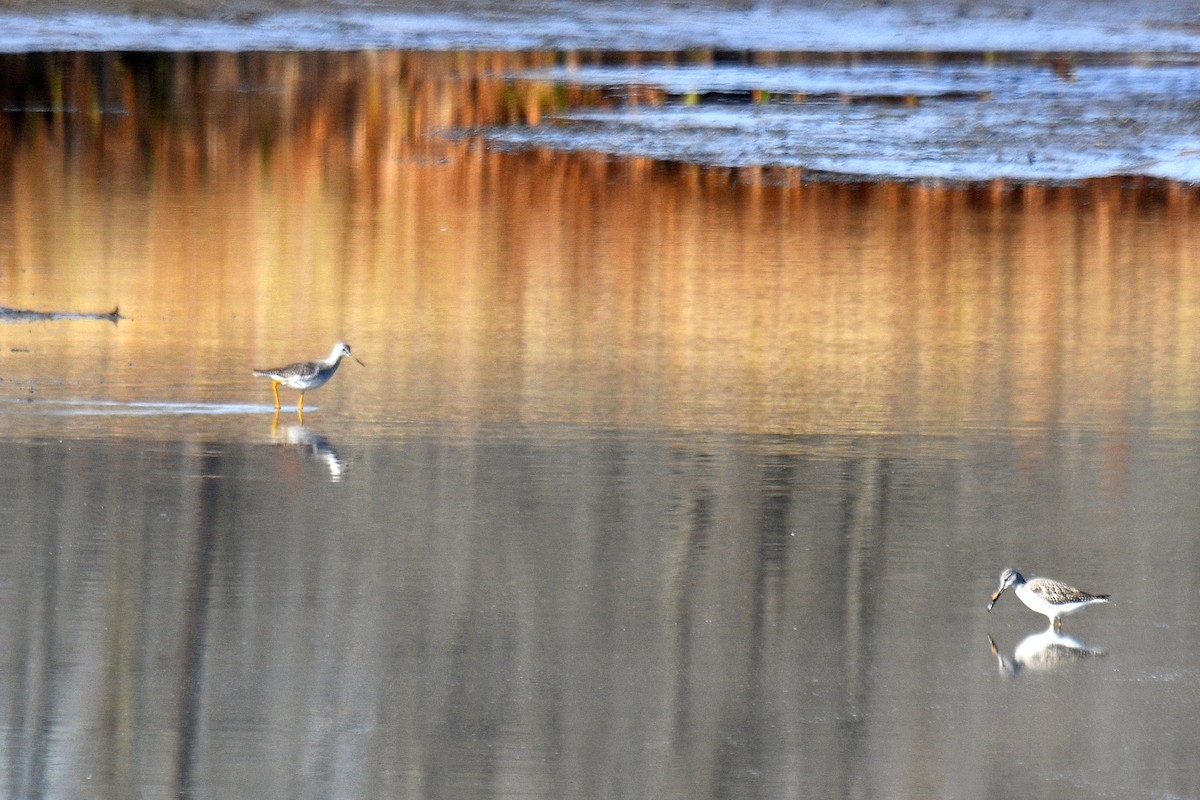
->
(2, 51), (1200, 800)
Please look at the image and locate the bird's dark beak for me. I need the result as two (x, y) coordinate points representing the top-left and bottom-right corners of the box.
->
(353, 355), (365, 367)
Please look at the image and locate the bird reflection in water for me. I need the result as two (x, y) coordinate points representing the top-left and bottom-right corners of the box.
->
(270, 411), (348, 481)
(988, 627), (1105, 676)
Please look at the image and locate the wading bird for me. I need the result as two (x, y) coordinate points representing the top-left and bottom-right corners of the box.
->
(987, 568), (1109, 630)
(253, 342), (364, 416)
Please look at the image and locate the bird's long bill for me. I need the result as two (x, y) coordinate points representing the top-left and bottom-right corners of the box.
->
(987, 587), (1005, 611)
(353, 355), (365, 367)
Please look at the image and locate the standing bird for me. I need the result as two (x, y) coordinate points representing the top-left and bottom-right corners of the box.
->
(253, 342), (364, 416)
(987, 568), (1109, 630)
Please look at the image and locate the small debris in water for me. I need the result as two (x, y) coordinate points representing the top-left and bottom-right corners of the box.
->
(0, 305), (124, 323)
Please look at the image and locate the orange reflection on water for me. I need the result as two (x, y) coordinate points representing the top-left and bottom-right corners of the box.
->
(1, 52), (1200, 437)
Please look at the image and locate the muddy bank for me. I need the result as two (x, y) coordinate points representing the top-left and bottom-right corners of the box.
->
(2, 0), (1199, 53)
(480, 56), (1200, 183)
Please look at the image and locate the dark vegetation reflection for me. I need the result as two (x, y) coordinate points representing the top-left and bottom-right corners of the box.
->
(4, 51), (1200, 435)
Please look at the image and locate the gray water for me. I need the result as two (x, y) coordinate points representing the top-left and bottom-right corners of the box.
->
(3, 417), (1199, 799)
(1, 49), (1200, 800)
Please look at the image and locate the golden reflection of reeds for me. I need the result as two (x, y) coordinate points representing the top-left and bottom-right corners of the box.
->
(2, 52), (1200, 436)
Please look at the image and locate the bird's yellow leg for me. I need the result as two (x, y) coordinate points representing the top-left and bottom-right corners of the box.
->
(297, 391), (305, 420)
(271, 408), (281, 432)
(271, 381), (281, 409)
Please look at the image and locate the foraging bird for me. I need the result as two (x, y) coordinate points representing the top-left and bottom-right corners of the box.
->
(253, 342), (364, 415)
(987, 568), (1109, 630)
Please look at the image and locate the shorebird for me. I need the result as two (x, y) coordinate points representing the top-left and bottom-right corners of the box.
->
(987, 568), (1109, 630)
(253, 342), (364, 415)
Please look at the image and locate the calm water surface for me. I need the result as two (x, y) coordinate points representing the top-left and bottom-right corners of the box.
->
(2, 52), (1200, 800)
